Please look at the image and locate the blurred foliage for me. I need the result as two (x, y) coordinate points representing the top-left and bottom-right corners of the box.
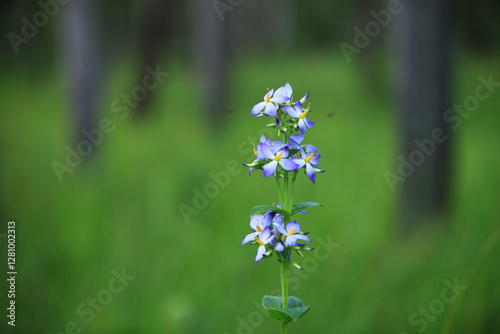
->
(0, 50), (499, 333)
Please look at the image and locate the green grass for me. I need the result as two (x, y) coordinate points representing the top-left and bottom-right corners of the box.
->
(0, 51), (499, 333)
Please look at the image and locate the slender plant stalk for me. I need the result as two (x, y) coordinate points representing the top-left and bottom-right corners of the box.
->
(279, 171), (291, 333)
(281, 321), (288, 334)
(275, 176), (283, 205)
(280, 259), (289, 308)
(283, 172), (289, 210)
(280, 259), (289, 333)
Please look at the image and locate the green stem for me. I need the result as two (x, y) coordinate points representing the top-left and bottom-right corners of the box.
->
(280, 260), (289, 333)
(281, 321), (288, 334)
(280, 259), (289, 307)
(280, 137), (292, 334)
(275, 176), (283, 205)
(283, 171), (289, 211)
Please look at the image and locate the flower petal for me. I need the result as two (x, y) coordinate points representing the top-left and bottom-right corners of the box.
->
(292, 159), (306, 168)
(297, 119), (307, 134)
(259, 143), (275, 160)
(262, 212), (275, 227)
(304, 118), (315, 129)
(271, 95), (291, 104)
(294, 101), (303, 113)
(274, 241), (284, 252)
(299, 92), (309, 104)
(277, 146), (290, 158)
(251, 101), (266, 115)
(255, 245), (266, 262)
(271, 141), (287, 153)
(275, 83), (293, 98)
(294, 234), (311, 243)
(262, 160), (278, 176)
(262, 89), (274, 100)
(285, 234), (310, 246)
(264, 102), (277, 117)
(279, 159), (300, 171)
(290, 134), (304, 146)
(286, 221), (301, 234)
(275, 222), (287, 235)
(272, 214), (283, 225)
(241, 232), (258, 246)
(250, 214), (261, 229)
(259, 227), (272, 241)
(285, 235), (299, 246)
(306, 163), (316, 183)
(310, 154), (321, 165)
(303, 144), (319, 153)
(282, 105), (300, 118)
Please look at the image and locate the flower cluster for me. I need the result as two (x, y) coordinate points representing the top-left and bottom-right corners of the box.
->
(245, 83), (324, 183)
(242, 82), (324, 265)
(242, 212), (312, 263)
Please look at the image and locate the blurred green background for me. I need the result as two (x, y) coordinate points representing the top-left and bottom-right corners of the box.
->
(1, 0), (499, 333)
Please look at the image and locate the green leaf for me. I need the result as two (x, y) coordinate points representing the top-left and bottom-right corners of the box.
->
(262, 296), (282, 310)
(267, 308), (293, 322)
(287, 296), (304, 308)
(290, 202), (322, 216)
(250, 205), (289, 217)
(281, 306), (311, 321)
(267, 306), (311, 322)
(263, 296), (305, 309)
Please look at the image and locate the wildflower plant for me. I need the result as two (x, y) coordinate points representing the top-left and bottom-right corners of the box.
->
(241, 83), (324, 333)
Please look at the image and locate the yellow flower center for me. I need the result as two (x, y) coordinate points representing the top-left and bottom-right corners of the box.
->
(304, 153), (315, 163)
(274, 151), (284, 161)
(288, 227), (296, 236)
(257, 226), (263, 232)
(299, 110), (308, 119)
(253, 147), (258, 156)
(257, 238), (265, 246)
(265, 94), (272, 103)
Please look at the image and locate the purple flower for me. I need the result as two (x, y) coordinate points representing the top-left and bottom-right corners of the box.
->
(257, 136), (286, 159)
(274, 82), (293, 101)
(241, 213), (273, 246)
(244, 136), (288, 174)
(255, 227), (275, 261)
(282, 101), (315, 134)
(270, 238), (285, 252)
(251, 87), (291, 117)
(259, 143), (300, 177)
(271, 212), (284, 226)
(246, 135), (269, 163)
(288, 134), (304, 151)
(293, 146), (324, 183)
(276, 221), (311, 246)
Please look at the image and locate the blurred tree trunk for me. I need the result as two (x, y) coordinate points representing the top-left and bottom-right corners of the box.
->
(393, 0), (452, 228)
(261, 0), (296, 50)
(135, 0), (175, 117)
(355, 0), (380, 92)
(191, 0), (230, 130)
(61, 0), (102, 146)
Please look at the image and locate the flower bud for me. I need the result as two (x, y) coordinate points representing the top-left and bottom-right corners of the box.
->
(299, 92), (310, 104)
